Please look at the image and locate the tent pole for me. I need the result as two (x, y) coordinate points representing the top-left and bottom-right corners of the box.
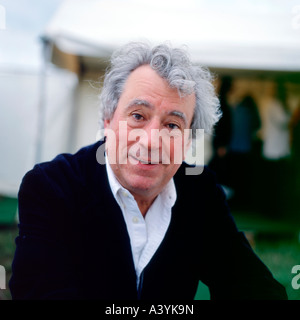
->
(35, 36), (53, 164)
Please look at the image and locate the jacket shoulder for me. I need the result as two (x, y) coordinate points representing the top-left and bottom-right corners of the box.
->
(20, 141), (102, 195)
(174, 163), (218, 192)
(18, 141), (103, 223)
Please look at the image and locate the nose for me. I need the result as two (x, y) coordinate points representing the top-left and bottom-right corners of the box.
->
(139, 118), (161, 150)
(137, 118), (161, 162)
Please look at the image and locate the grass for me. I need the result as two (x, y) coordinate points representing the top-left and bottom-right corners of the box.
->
(254, 236), (300, 300)
(0, 226), (17, 300)
(0, 196), (17, 225)
(232, 210), (300, 300)
(194, 231), (300, 300)
(0, 197), (299, 300)
(194, 237), (300, 300)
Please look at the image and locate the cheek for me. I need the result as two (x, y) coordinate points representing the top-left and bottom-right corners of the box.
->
(167, 136), (188, 164)
(116, 124), (140, 163)
(104, 118), (125, 164)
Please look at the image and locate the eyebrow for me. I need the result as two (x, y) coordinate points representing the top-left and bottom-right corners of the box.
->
(167, 110), (187, 126)
(126, 99), (154, 109)
(126, 98), (188, 126)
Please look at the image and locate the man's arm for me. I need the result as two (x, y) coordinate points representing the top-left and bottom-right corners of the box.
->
(9, 164), (81, 299)
(203, 180), (288, 300)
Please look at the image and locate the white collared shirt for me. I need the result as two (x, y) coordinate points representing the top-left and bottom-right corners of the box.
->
(105, 157), (177, 287)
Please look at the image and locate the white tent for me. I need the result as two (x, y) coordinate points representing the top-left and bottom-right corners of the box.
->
(44, 0), (300, 71)
(1, 0), (300, 198)
(40, 0), (300, 179)
(0, 67), (78, 197)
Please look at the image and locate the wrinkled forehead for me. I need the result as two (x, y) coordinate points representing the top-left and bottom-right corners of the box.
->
(119, 65), (196, 119)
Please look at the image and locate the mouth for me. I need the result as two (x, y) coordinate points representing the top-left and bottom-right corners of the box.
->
(129, 155), (160, 165)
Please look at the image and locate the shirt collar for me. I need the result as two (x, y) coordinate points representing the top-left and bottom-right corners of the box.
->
(105, 156), (177, 209)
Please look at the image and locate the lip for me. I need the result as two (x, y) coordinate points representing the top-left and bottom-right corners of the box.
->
(129, 155), (161, 167)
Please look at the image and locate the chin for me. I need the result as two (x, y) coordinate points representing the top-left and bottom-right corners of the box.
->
(125, 175), (160, 194)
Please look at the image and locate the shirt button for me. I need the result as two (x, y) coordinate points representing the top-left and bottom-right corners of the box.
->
(122, 190), (129, 198)
(132, 217), (139, 223)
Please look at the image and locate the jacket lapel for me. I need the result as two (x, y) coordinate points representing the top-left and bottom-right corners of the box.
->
(77, 143), (137, 298)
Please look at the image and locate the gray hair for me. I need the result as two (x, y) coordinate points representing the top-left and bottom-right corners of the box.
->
(99, 42), (221, 137)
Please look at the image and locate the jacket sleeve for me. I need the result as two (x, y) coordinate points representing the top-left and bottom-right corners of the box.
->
(9, 163), (82, 300)
(202, 179), (288, 300)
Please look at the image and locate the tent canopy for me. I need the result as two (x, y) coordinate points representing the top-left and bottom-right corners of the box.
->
(44, 0), (300, 72)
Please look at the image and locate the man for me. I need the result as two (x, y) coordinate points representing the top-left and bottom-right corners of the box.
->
(10, 42), (287, 300)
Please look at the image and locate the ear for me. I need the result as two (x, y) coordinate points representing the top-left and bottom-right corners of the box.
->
(183, 137), (192, 161)
(104, 119), (110, 128)
(103, 119), (112, 141)
(182, 128), (193, 161)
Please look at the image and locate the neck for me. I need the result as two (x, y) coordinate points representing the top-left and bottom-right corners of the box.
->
(132, 193), (157, 217)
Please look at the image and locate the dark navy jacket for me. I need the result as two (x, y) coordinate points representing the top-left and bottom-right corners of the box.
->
(9, 141), (287, 300)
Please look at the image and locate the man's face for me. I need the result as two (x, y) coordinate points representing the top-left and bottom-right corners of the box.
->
(104, 65), (195, 200)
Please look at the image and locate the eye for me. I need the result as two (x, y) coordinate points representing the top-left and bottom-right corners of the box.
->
(132, 113), (144, 121)
(167, 123), (180, 130)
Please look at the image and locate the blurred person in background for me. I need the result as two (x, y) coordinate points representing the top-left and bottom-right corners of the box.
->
(289, 101), (300, 219)
(226, 93), (261, 210)
(208, 76), (232, 192)
(261, 81), (291, 217)
(9, 42), (287, 300)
